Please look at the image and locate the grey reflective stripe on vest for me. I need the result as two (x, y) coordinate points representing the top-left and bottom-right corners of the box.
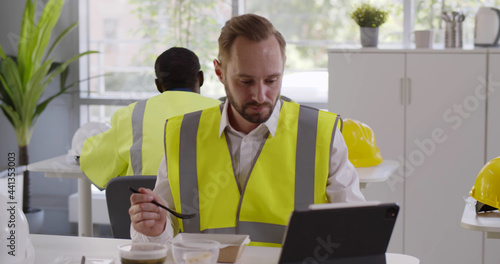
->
(330, 115), (341, 173)
(130, 100), (147, 175)
(239, 222), (287, 244)
(201, 223), (285, 244)
(178, 111), (202, 233)
(294, 105), (318, 210)
(201, 227), (236, 234)
(337, 116), (343, 133)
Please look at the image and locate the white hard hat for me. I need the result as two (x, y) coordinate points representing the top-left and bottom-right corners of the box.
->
(0, 194), (35, 263)
(67, 122), (110, 163)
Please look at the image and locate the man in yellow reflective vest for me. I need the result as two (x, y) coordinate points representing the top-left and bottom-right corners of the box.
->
(80, 47), (221, 189)
(129, 15), (365, 246)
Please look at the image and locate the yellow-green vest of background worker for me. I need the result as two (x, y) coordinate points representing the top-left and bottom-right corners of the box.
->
(165, 101), (341, 247)
(80, 47), (221, 189)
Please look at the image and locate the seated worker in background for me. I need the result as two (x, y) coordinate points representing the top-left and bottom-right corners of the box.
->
(129, 14), (365, 247)
(80, 47), (221, 189)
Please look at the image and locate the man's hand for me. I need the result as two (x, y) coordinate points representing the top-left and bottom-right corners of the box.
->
(129, 187), (168, 237)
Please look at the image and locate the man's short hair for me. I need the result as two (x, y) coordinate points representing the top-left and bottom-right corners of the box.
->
(155, 47), (200, 91)
(217, 14), (286, 68)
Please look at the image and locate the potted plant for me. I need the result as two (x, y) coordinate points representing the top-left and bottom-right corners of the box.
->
(0, 0), (96, 228)
(350, 3), (389, 47)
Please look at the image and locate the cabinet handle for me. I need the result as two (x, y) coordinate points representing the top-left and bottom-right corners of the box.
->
(407, 78), (412, 105)
(400, 78), (404, 105)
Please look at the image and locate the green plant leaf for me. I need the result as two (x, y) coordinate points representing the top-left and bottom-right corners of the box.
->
(350, 3), (389, 28)
(17, 0), (36, 83)
(44, 21), (78, 62)
(0, 60), (15, 104)
(30, 0), (65, 77)
(0, 44), (6, 59)
(20, 0), (58, 88)
(22, 59), (53, 121)
(0, 57), (24, 112)
(0, 71), (15, 108)
(0, 0), (96, 148)
(62, 73), (108, 92)
(0, 103), (22, 133)
(32, 84), (72, 123)
(42, 51), (98, 89)
(0, 104), (16, 126)
(58, 65), (69, 92)
(32, 70), (105, 124)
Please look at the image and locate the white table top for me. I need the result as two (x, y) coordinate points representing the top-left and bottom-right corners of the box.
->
(31, 234), (419, 264)
(356, 159), (398, 182)
(27, 155), (83, 178)
(27, 154), (398, 184)
(356, 160), (398, 188)
(461, 197), (500, 239)
(27, 155), (399, 237)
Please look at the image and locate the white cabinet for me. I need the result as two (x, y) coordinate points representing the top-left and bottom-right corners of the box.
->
(487, 52), (500, 166)
(328, 52), (406, 253)
(404, 53), (485, 263)
(485, 51), (500, 264)
(329, 50), (486, 263)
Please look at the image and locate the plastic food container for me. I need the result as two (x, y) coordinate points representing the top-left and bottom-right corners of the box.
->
(170, 233), (251, 263)
(118, 242), (168, 264)
(171, 239), (220, 264)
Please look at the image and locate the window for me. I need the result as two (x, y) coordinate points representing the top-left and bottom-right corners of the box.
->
(79, 0), (232, 123)
(414, 0), (500, 46)
(245, 0), (403, 109)
(79, 0), (499, 123)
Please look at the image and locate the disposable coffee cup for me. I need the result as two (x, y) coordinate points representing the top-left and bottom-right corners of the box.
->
(118, 242), (167, 264)
(414, 30), (434, 48)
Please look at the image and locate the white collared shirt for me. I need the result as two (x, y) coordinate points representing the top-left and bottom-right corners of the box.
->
(219, 100), (280, 190)
(131, 101), (365, 243)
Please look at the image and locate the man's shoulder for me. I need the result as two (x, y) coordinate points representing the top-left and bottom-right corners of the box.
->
(110, 101), (138, 119)
(282, 101), (337, 115)
(155, 91), (220, 101)
(172, 103), (221, 119)
(281, 101), (339, 126)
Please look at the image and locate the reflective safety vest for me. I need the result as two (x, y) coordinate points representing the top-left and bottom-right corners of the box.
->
(165, 101), (341, 247)
(80, 91), (221, 189)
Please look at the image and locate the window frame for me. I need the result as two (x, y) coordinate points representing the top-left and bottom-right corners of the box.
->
(77, 0), (414, 123)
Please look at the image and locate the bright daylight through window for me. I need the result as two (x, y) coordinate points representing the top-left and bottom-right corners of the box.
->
(79, 0), (500, 124)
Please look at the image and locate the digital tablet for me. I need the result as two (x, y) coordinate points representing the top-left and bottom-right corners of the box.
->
(278, 202), (399, 264)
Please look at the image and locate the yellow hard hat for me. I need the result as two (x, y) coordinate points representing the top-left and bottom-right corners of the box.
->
(470, 157), (500, 213)
(342, 118), (383, 167)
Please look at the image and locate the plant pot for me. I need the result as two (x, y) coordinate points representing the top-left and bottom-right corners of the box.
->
(360, 27), (379, 47)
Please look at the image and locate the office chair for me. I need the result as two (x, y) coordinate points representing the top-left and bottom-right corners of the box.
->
(105, 175), (156, 239)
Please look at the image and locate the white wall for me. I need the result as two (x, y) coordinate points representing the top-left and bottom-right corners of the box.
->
(0, 0), (81, 235)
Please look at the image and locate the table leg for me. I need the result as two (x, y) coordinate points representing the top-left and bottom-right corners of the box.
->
(78, 178), (93, 237)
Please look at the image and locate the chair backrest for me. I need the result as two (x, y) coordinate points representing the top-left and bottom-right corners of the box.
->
(105, 176), (157, 239)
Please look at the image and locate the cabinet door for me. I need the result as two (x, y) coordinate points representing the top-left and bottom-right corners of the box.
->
(328, 52), (405, 253)
(405, 53), (485, 263)
(485, 53), (500, 264)
(487, 54), (500, 163)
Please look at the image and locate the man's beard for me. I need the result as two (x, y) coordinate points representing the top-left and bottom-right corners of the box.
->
(225, 84), (276, 124)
